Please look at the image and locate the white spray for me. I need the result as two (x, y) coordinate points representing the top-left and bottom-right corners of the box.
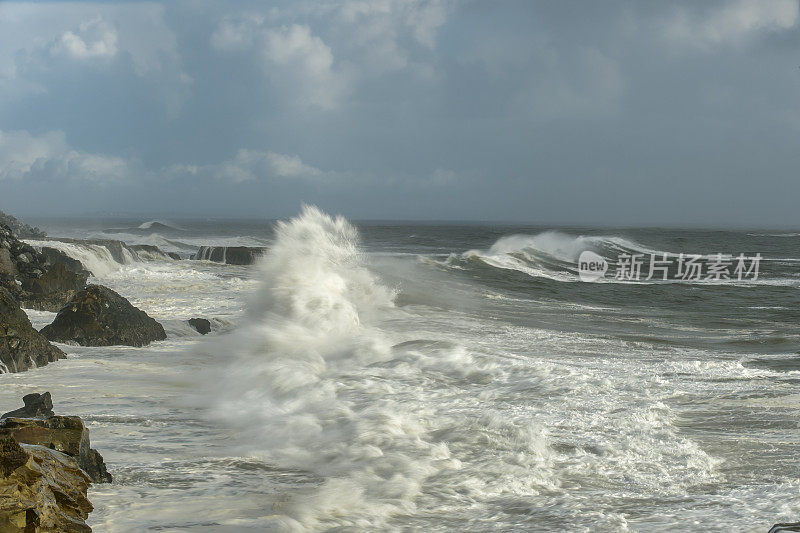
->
(205, 206), (459, 530)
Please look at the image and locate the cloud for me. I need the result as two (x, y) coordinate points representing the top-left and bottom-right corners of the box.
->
(212, 18), (349, 110)
(665, 0), (799, 47)
(50, 16), (118, 59)
(0, 129), (136, 183)
(263, 24), (347, 110)
(0, 4), (191, 116)
(214, 149), (324, 182)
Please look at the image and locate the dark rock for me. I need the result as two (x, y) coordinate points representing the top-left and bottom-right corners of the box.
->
(130, 244), (170, 260)
(770, 523), (800, 533)
(41, 284), (166, 347)
(0, 210), (46, 239)
(0, 224), (88, 312)
(0, 287), (65, 373)
(21, 262), (88, 312)
(46, 238), (133, 264)
(0, 436), (93, 532)
(188, 318), (211, 335)
(1, 393), (54, 419)
(38, 247), (91, 276)
(0, 413), (112, 484)
(0, 434), (28, 477)
(193, 246), (266, 265)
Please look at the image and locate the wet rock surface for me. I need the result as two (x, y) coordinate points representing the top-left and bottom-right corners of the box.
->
(0, 287), (65, 373)
(0, 393), (112, 484)
(1, 393), (54, 419)
(188, 317), (211, 335)
(0, 224), (89, 312)
(41, 284), (166, 347)
(0, 436), (93, 532)
(192, 245), (265, 265)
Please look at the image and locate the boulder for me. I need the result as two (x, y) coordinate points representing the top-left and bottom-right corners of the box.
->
(188, 318), (211, 335)
(21, 263), (88, 312)
(0, 436), (92, 532)
(41, 284), (166, 347)
(0, 287), (65, 373)
(0, 415), (112, 484)
(1, 393), (54, 419)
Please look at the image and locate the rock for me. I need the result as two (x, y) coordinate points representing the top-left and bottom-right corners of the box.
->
(41, 284), (166, 347)
(38, 247), (91, 277)
(1, 393), (54, 419)
(193, 246), (266, 265)
(0, 410), (112, 484)
(770, 523), (800, 533)
(47, 238), (133, 264)
(0, 210), (46, 239)
(130, 244), (171, 261)
(21, 262), (88, 312)
(0, 436), (92, 532)
(0, 287), (65, 373)
(0, 247), (16, 276)
(0, 224), (87, 312)
(188, 318), (211, 335)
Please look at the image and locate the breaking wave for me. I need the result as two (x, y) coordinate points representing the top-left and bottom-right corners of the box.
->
(203, 206), (463, 529)
(447, 231), (652, 282)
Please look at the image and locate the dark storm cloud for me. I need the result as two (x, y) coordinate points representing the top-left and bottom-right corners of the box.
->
(0, 0), (798, 227)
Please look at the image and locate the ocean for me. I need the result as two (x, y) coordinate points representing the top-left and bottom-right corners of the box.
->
(2, 206), (798, 531)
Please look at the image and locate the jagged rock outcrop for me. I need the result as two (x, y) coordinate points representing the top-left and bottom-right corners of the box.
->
(1, 393), (54, 419)
(192, 246), (266, 265)
(21, 263), (88, 312)
(0, 225), (88, 311)
(188, 318), (211, 335)
(0, 436), (92, 532)
(38, 247), (91, 276)
(0, 210), (46, 239)
(41, 285), (166, 347)
(0, 287), (65, 373)
(0, 414), (112, 484)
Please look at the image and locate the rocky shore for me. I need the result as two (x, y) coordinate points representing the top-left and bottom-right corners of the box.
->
(0, 393), (111, 532)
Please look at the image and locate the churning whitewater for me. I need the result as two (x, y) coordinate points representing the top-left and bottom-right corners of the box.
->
(4, 207), (798, 531)
(203, 206), (463, 529)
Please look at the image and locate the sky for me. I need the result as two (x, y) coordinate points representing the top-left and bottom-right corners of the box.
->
(0, 0), (798, 227)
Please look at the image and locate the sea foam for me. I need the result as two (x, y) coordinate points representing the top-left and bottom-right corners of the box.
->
(203, 206), (460, 529)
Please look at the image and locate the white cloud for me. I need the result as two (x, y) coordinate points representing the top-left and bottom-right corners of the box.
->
(666, 0), (799, 47)
(0, 3), (191, 115)
(50, 16), (118, 59)
(210, 15), (263, 52)
(211, 18), (349, 110)
(263, 24), (346, 110)
(214, 149), (324, 182)
(0, 129), (136, 183)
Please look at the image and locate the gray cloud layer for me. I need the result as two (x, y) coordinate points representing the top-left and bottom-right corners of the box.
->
(1, 0), (798, 227)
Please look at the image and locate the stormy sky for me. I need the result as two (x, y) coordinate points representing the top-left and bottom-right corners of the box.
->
(1, 0), (798, 227)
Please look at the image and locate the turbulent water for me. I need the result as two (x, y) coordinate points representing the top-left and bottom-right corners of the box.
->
(2, 207), (799, 532)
